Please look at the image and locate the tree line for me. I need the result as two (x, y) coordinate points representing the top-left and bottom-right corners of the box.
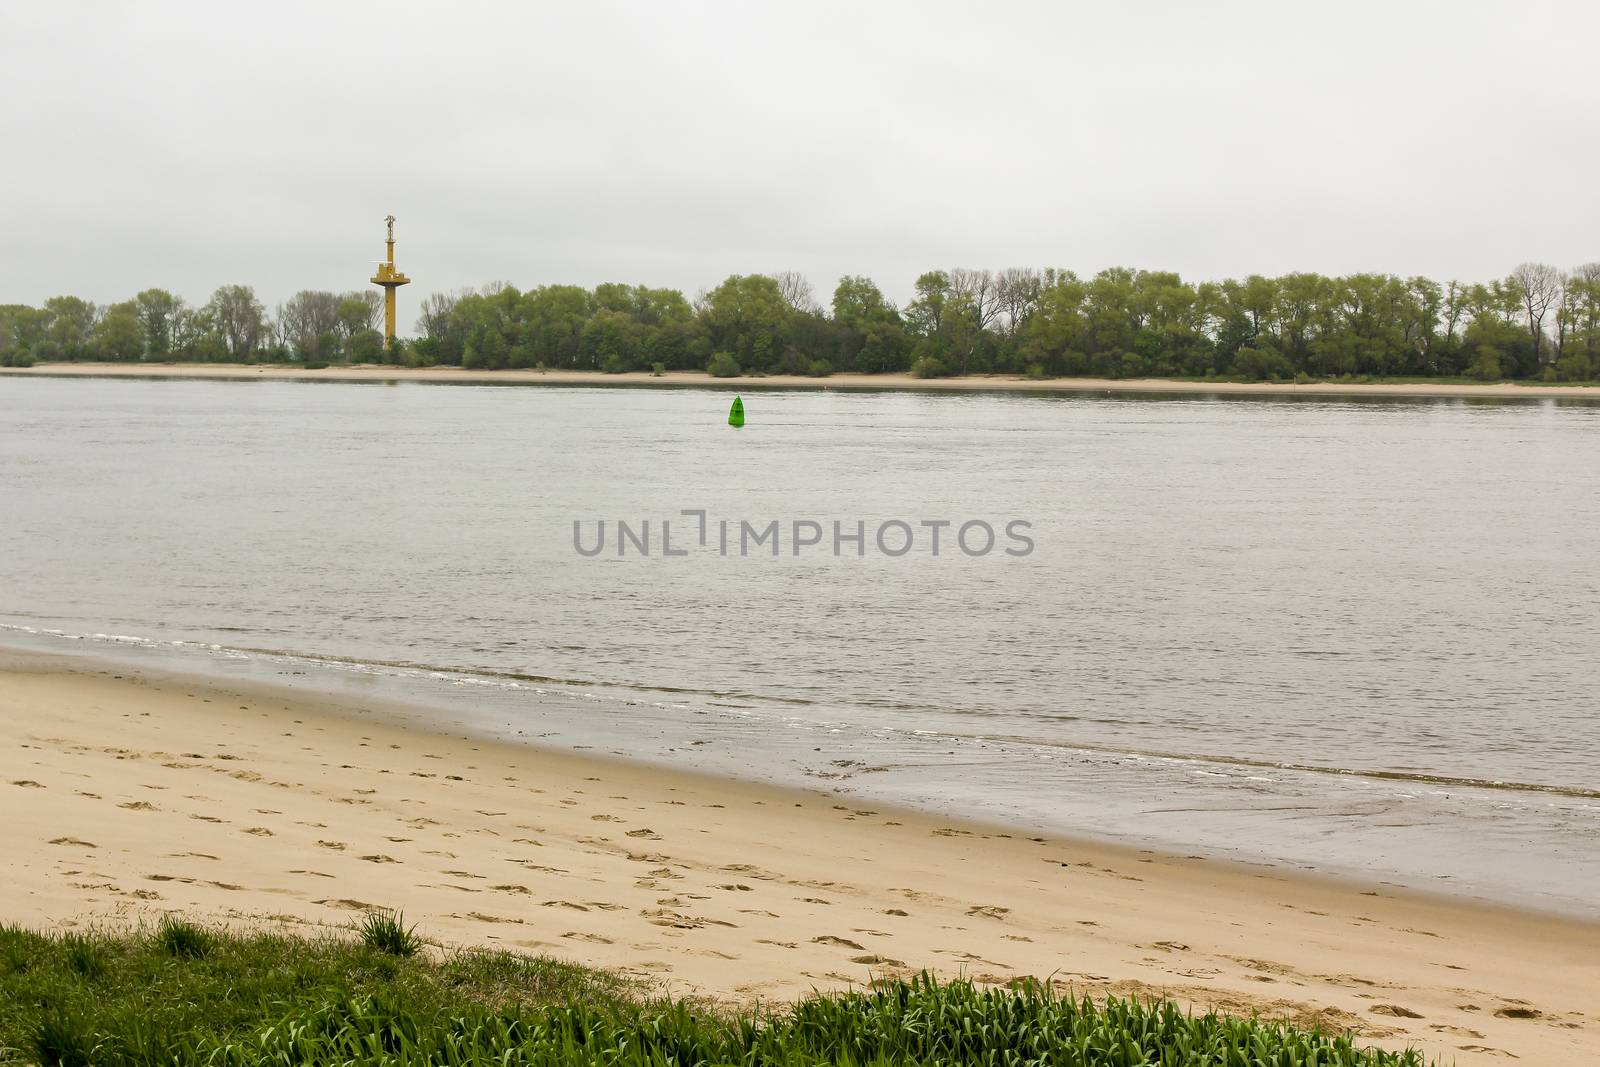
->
(4, 263), (1599, 382)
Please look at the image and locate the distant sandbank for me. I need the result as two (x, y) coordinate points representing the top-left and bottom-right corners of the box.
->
(6, 361), (1600, 399)
(3, 654), (1597, 1065)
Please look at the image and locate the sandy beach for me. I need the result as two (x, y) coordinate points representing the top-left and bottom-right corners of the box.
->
(1, 655), (1594, 1065)
(5, 361), (1600, 399)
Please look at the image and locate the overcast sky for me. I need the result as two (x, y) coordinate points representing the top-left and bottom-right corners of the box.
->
(2, 1), (1595, 321)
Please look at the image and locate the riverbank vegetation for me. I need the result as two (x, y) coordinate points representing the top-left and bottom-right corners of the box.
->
(4, 263), (1597, 383)
(0, 917), (1424, 1066)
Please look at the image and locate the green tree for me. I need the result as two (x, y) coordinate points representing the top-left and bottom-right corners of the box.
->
(519, 285), (590, 367)
(336, 294), (381, 347)
(701, 275), (789, 372)
(204, 285), (266, 361)
(43, 296), (98, 360)
(94, 301), (144, 360)
(134, 289), (183, 357)
(581, 309), (644, 371)
(1017, 272), (1088, 376)
(830, 275), (908, 373)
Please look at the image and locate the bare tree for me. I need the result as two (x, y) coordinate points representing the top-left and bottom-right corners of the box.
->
(993, 268), (1043, 339)
(1440, 280), (1468, 343)
(947, 269), (1000, 333)
(772, 271), (818, 314)
(278, 290), (342, 357)
(416, 290), (461, 342)
(1509, 262), (1563, 363)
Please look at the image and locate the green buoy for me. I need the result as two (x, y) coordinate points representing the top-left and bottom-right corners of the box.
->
(728, 395), (745, 428)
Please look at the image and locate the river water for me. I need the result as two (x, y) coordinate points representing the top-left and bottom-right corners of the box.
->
(2, 375), (1596, 914)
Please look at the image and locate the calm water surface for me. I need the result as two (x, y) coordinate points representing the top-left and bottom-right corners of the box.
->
(2, 376), (1597, 913)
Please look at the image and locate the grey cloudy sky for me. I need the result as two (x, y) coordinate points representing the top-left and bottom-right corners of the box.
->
(2, 0), (1595, 321)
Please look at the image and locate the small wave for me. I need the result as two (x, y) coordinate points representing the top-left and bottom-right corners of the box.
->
(0, 623), (814, 711)
(971, 730), (1600, 801)
(5, 621), (1595, 803)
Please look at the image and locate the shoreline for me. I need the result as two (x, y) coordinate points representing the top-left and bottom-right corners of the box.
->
(8, 624), (1590, 919)
(7, 361), (1600, 399)
(4, 652), (1596, 1065)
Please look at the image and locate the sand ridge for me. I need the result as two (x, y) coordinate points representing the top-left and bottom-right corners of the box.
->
(2, 660), (1596, 1065)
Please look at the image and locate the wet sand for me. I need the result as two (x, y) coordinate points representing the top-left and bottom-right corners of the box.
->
(5, 361), (1600, 399)
(3, 658), (1596, 1064)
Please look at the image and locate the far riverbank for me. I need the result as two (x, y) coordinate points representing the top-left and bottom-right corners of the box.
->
(6, 361), (1600, 399)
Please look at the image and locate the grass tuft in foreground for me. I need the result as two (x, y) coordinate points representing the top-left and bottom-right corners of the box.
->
(0, 919), (1429, 1066)
(154, 916), (212, 960)
(357, 910), (423, 958)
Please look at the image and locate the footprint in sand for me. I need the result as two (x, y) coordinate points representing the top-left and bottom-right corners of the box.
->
(1370, 1005), (1424, 1019)
(643, 909), (736, 929)
(317, 840), (347, 850)
(851, 954), (905, 966)
(884, 909), (909, 916)
(118, 801), (158, 811)
(722, 863), (782, 880)
(1493, 1006), (1542, 1019)
(242, 827), (274, 836)
(12, 780), (45, 788)
(464, 912), (524, 925)
(315, 898), (378, 911)
(938, 950), (1009, 967)
(48, 837), (97, 848)
(563, 932), (614, 944)
(811, 935), (865, 950)
(625, 828), (661, 840)
(359, 854), (398, 863)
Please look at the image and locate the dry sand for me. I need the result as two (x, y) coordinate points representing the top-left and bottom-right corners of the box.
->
(3, 658), (1596, 1065)
(6, 361), (1600, 399)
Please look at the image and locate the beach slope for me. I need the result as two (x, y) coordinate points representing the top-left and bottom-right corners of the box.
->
(2, 660), (1595, 1065)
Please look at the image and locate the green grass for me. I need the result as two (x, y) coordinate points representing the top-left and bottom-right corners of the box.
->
(153, 916), (212, 960)
(0, 920), (1429, 1066)
(356, 910), (422, 958)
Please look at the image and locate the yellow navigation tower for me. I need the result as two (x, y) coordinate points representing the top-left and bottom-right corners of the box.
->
(370, 214), (410, 349)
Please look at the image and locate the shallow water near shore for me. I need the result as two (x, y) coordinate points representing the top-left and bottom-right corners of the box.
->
(2, 376), (1597, 915)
